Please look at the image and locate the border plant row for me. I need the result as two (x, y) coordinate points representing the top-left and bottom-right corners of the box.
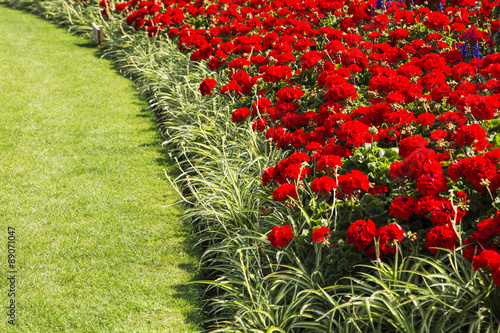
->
(0, 0), (287, 330)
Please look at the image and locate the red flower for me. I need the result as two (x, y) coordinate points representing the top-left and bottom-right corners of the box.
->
(220, 82), (243, 96)
(475, 251), (500, 286)
(424, 12), (449, 30)
(389, 28), (409, 41)
(429, 130), (448, 142)
(455, 124), (487, 147)
(464, 214), (500, 260)
(338, 170), (370, 196)
(430, 201), (465, 226)
(305, 142), (322, 151)
(415, 173), (448, 196)
(458, 156), (497, 193)
(284, 163), (311, 181)
(325, 83), (357, 102)
(493, 266), (500, 287)
(462, 94), (499, 121)
(397, 148), (442, 179)
(347, 219), (377, 251)
(252, 118), (268, 132)
(336, 120), (371, 148)
(199, 78), (217, 96)
(317, 154), (342, 172)
(311, 176), (337, 194)
(390, 196), (418, 220)
(276, 87), (304, 102)
(377, 224), (405, 255)
(369, 185), (388, 195)
(312, 226), (330, 243)
(475, 217), (500, 243)
(262, 167), (276, 186)
(263, 65), (293, 83)
(398, 135), (429, 158)
(231, 107), (250, 122)
(300, 51), (324, 70)
(272, 183), (298, 202)
(228, 58), (250, 70)
(268, 225), (294, 248)
(253, 98), (272, 115)
(425, 225), (458, 253)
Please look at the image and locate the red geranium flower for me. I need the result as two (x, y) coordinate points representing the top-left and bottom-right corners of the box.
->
(199, 78), (217, 96)
(399, 135), (429, 158)
(231, 107), (250, 122)
(317, 154), (342, 172)
(377, 224), (405, 255)
(252, 118), (268, 132)
(455, 124), (487, 147)
(272, 183), (298, 202)
(369, 185), (388, 195)
(390, 196), (418, 221)
(268, 225), (294, 248)
(472, 249), (500, 285)
(338, 170), (370, 196)
(425, 225), (458, 253)
(336, 120), (370, 148)
(415, 173), (448, 196)
(311, 176), (337, 194)
(312, 226), (330, 243)
(347, 219), (377, 251)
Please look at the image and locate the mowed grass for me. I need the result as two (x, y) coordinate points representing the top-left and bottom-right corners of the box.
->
(0, 6), (200, 332)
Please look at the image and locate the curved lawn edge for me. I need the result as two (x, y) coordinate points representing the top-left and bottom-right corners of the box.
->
(0, 5), (201, 332)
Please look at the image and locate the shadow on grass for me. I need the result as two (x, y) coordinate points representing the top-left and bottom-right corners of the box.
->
(125, 101), (204, 330)
(49, 12), (205, 327)
(0, 4), (205, 331)
(172, 283), (205, 331)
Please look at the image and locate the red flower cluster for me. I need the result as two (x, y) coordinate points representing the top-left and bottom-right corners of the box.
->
(338, 170), (370, 196)
(232, 107), (250, 122)
(449, 154), (500, 194)
(425, 225), (458, 253)
(272, 183), (298, 202)
(464, 211), (500, 260)
(347, 220), (405, 259)
(262, 152), (312, 186)
(376, 223), (405, 256)
(311, 176), (337, 194)
(268, 225), (294, 248)
(389, 196), (418, 220)
(347, 219), (377, 251)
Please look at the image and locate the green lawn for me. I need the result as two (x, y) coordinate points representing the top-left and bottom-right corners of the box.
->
(0, 5), (200, 332)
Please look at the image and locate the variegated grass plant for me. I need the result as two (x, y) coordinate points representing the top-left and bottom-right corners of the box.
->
(99, 21), (500, 333)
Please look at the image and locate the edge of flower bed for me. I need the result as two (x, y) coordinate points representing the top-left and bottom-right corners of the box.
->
(0, 0), (216, 329)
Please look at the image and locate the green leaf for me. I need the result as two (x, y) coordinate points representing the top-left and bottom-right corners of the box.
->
(493, 5), (500, 20)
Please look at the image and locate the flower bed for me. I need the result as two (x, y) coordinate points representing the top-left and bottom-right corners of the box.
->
(111, 0), (500, 283)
